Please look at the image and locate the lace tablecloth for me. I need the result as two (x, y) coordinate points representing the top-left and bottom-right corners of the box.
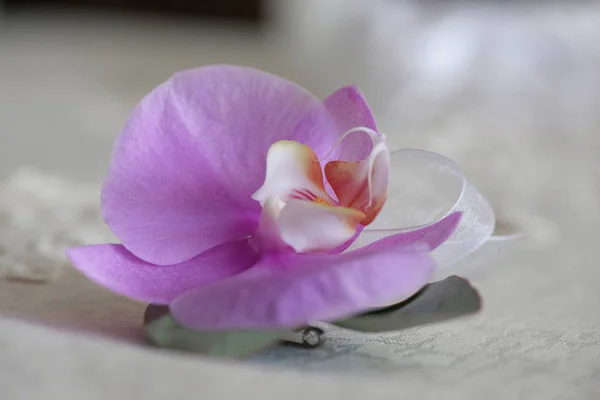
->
(0, 168), (598, 400)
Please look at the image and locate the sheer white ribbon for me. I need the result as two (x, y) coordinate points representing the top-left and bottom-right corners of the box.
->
(347, 149), (520, 280)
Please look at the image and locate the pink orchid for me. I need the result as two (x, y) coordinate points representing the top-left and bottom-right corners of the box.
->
(67, 65), (497, 331)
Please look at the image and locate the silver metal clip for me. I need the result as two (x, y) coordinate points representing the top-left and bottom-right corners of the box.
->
(280, 326), (324, 348)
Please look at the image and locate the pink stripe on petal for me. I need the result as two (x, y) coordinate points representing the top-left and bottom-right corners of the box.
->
(251, 140), (331, 206)
(66, 240), (259, 305)
(170, 248), (434, 330)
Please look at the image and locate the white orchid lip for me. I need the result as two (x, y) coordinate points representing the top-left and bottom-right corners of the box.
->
(251, 127), (390, 253)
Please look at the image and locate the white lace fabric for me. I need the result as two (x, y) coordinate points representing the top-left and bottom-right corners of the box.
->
(0, 168), (114, 282)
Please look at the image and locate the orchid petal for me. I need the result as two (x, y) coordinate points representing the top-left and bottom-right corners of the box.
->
(352, 149), (496, 271)
(251, 196), (289, 252)
(170, 247), (434, 330)
(348, 212), (462, 253)
(346, 212), (461, 307)
(327, 224), (364, 254)
(334, 276), (482, 332)
(324, 135), (390, 225)
(66, 239), (259, 304)
(277, 199), (365, 253)
(323, 85), (378, 161)
(102, 65), (338, 265)
(251, 140), (330, 205)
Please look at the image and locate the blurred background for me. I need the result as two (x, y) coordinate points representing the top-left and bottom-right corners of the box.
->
(1, 0), (599, 261)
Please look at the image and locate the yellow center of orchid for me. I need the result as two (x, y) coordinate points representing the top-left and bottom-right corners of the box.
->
(311, 196), (332, 206)
(251, 127), (391, 254)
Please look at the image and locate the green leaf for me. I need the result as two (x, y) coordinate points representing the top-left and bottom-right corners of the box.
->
(145, 313), (285, 358)
(334, 276), (482, 332)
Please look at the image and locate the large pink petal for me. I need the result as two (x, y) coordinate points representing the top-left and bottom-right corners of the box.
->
(323, 85), (378, 162)
(103, 65), (338, 265)
(170, 247), (434, 330)
(66, 239), (259, 304)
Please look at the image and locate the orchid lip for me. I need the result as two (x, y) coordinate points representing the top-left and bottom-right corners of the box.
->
(250, 127), (390, 254)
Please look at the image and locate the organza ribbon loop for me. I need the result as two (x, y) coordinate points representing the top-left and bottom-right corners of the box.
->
(432, 232), (521, 280)
(349, 149), (515, 276)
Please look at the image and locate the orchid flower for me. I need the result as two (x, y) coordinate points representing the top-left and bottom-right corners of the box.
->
(67, 65), (509, 337)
